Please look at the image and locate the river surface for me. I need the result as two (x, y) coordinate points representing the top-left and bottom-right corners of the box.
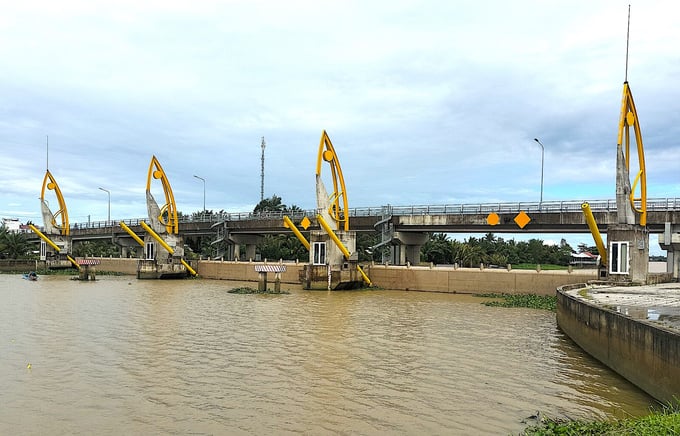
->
(1, 274), (657, 435)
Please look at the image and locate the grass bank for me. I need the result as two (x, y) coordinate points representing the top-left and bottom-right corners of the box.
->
(521, 402), (680, 435)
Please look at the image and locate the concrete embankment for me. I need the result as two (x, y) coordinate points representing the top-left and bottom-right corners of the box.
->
(364, 264), (596, 295)
(0, 260), (43, 272)
(93, 258), (596, 295)
(557, 283), (680, 404)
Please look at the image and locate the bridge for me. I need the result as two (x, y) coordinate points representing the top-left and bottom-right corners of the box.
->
(27, 197), (680, 264)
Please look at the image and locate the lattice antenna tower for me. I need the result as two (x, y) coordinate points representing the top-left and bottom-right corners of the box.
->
(625, 4), (630, 82)
(260, 137), (266, 202)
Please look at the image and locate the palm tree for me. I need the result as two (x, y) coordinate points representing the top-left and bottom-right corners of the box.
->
(421, 233), (453, 264)
(0, 229), (32, 259)
(285, 204), (304, 218)
(254, 195), (286, 215)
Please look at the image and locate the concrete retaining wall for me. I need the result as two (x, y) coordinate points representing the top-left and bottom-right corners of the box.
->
(92, 258), (596, 295)
(198, 260), (304, 283)
(557, 285), (680, 404)
(96, 258), (139, 275)
(365, 264), (597, 295)
(0, 260), (43, 272)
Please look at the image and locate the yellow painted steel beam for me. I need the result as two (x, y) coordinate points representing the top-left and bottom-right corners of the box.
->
(119, 222), (145, 246)
(28, 224), (81, 271)
(146, 155), (179, 234)
(316, 131), (350, 231)
(357, 265), (372, 286)
(283, 216), (310, 251)
(40, 170), (70, 236)
(617, 82), (647, 226)
(140, 221), (197, 276)
(180, 259), (198, 276)
(316, 214), (351, 259)
(581, 203), (607, 266)
(66, 255), (82, 271)
(140, 221), (175, 254)
(29, 224), (61, 252)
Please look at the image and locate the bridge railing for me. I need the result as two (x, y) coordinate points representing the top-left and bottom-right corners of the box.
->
(66, 197), (680, 230)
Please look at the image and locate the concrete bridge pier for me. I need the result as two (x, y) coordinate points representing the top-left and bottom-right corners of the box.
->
(606, 224), (649, 284)
(391, 232), (429, 265)
(230, 234), (261, 261)
(659, 223), (680, 280)
(113, 236), (141, 258)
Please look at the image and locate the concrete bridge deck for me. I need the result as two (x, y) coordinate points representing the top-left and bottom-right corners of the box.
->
(54, 197), (680, 237)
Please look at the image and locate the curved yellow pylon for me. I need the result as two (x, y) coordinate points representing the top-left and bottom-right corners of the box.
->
(316, 130), (349, 231)
(40, 170), (69, 236)
(617, 82), (647, 226)
(146, 155), (179, 234)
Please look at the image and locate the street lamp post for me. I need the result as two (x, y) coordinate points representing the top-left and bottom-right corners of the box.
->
(193, 175), (206, 212)
(98, 187), (111, 223)
(533, 138), (545, 205)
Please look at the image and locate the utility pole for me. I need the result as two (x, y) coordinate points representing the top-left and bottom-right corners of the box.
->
(260, 137), (266, 202)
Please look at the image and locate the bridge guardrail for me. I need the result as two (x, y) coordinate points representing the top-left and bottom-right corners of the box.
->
(62, 197), (680, 231)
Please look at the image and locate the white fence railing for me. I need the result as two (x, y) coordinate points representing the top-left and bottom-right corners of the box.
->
(70, 197), (680, 230)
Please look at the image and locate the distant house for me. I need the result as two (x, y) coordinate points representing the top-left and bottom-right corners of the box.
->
(1, 218), (29, 233)
(571, 251), (599, 267)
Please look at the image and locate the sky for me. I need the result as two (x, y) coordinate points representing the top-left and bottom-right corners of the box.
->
(1, 0), (678, 254)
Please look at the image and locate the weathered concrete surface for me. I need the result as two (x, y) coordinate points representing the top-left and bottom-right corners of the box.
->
(582, 283), (680, 331)
(93, 257), (596, 295)
(557, 283), (680, 403)
(90, 258), (138, 275)
(0, 260), (43, 272)
(364, 264), (596, 295)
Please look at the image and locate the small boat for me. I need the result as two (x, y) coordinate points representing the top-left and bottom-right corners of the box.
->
(23, 271), (38, 281)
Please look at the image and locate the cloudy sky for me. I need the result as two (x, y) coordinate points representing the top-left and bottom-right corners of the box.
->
(1, 1), (678, 252)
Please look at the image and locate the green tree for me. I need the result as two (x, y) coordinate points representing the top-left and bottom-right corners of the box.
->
(254, 195), (286, 214)
(0, 227), (32, 259)
(421, 233), (453, 264)
(578, 243), (599, 255)
(423, 233), (573, 268)
(487, 252), (508, 267)
(285, 204), (303, 216)
(252, 196), (311, 261)
(357, 232), (381, 262)
(458, 244), (486, 267)
(72, 240), (119, 257)
(257, 234), (307, 261)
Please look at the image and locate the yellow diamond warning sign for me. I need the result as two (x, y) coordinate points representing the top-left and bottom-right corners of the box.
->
(514, 211), (531, 229)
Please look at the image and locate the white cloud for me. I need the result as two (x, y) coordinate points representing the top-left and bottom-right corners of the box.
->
(0, 0), (677, 240)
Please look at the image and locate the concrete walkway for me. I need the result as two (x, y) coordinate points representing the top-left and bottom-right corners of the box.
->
(566, 282), (680, 332)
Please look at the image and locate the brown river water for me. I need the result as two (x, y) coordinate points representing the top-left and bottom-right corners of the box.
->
(1, 274), (657, 435)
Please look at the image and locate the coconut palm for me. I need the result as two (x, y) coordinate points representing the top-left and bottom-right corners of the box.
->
(0, 228), (32, 259)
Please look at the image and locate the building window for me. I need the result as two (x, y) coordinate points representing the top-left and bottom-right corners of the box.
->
(313, 242), (326, 265)
(145, 242), (155, 260)
(609, 241), (629, 274)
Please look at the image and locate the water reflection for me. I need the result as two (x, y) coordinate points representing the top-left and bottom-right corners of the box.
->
(1, 275), (656, 435)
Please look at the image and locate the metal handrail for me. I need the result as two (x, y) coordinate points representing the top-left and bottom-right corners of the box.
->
(68, 197), (680, 229)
